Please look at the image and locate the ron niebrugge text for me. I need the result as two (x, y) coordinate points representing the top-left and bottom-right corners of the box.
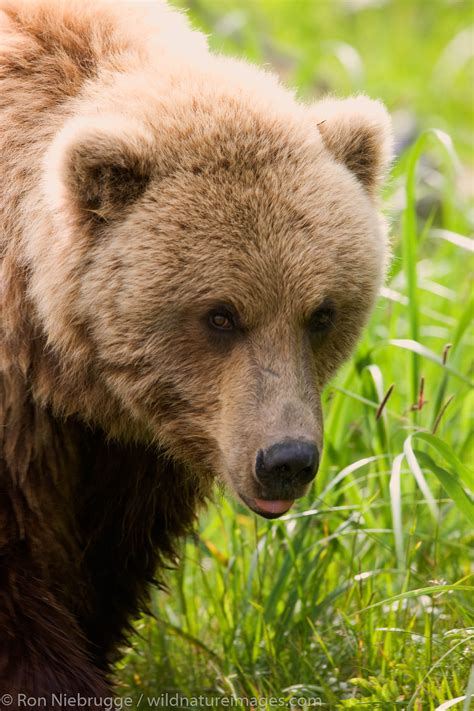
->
(4, 692), (323, 708)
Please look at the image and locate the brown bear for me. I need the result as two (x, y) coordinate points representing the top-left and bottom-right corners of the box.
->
(0, 0), (392, 704)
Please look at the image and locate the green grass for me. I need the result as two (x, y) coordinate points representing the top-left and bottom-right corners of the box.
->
(116, 1), (473, 708)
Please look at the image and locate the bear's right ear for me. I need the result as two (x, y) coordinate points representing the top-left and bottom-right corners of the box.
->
(313, 96), (393, 197)
(45, 115), (155, 224)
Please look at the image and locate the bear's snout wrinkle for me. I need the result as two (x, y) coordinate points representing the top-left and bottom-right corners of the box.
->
(256, 439), (319, 491)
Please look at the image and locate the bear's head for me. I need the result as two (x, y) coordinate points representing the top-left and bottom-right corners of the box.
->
(38, 92), (392, 519)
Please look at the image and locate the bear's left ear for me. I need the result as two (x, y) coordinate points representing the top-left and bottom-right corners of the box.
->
(314, 96), (393, 197)
(44, 114), (155, 224)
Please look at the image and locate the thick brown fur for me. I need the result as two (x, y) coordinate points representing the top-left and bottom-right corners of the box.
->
(0, 0), (392, 705)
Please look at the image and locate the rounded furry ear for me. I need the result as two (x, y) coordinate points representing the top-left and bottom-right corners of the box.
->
(44, 114), (155, 223)
(314, 96), (393, 196)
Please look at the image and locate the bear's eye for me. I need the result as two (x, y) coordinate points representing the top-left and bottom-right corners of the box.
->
(208, 308), (236, 332)
(308, 301), (336, 335)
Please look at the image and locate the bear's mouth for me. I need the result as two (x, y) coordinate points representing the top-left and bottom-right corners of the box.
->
(239, 494), (294, 519)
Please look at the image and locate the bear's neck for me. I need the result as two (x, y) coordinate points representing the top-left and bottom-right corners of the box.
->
(0, 353), (209, 665)
(0, 261), (211, 665)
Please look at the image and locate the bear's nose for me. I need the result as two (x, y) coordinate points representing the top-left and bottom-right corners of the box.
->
(255, 440), (319, 488)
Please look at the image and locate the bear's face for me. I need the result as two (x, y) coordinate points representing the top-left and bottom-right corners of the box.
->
(39, 97), (391, 518)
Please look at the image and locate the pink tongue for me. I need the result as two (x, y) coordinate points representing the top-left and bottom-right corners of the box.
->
(254, 499), (294, 514)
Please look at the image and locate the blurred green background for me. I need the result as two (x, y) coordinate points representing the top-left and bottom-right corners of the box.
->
(118, 1), (473, 708)
(177, 0), (473, 162)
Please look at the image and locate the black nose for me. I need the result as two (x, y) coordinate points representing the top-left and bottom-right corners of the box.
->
(256, 440), (319, 488)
